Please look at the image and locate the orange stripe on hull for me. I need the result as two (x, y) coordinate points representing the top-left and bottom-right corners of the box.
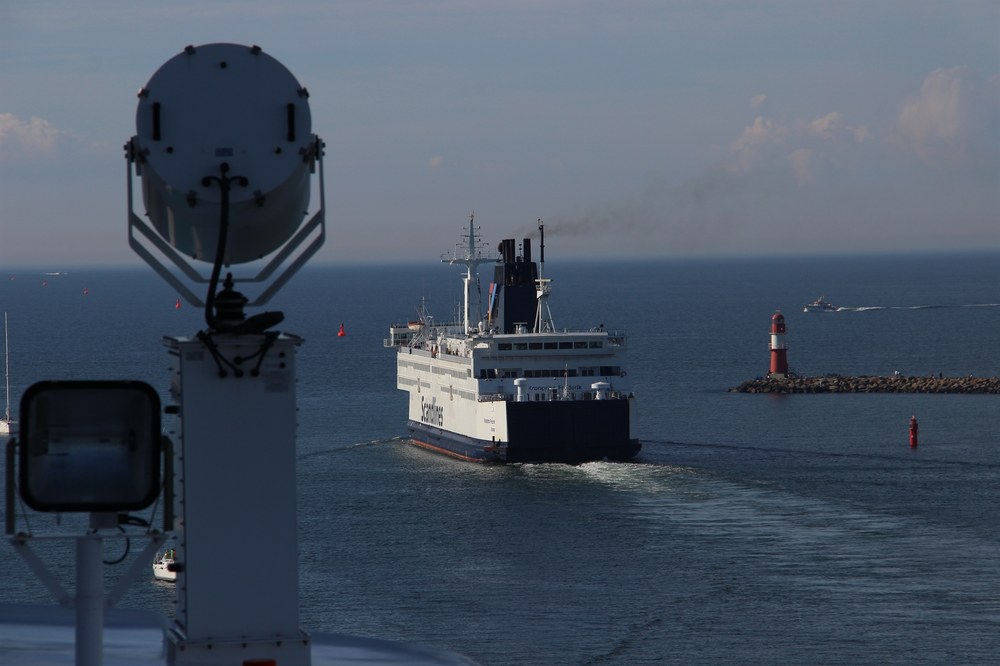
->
(409, 438), (487, 463)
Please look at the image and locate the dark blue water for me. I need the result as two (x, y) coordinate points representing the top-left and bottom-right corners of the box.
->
(2, 253), (999, 664)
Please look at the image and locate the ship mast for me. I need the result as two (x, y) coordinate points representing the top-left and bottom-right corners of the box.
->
(3, 312), (8, 423)
(443, 212), (492, 334)
(533, 220), (555, 333)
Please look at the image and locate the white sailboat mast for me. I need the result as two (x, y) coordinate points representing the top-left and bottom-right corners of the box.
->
(443, 213), (492, 334)
(3, 312), (9, 423)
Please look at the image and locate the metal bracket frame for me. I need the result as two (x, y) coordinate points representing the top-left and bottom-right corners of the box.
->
(125, 135), (327, 308)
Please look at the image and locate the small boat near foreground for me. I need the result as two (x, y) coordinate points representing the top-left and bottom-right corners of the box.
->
(803, 296), (837, 313)
(152, 548), (177, 582)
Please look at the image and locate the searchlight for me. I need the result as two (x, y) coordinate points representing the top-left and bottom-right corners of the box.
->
(126, 42), (326, 329)
(17, 380), (161, 513)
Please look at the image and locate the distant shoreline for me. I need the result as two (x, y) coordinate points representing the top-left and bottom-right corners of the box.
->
(731, 375), (1000, 394)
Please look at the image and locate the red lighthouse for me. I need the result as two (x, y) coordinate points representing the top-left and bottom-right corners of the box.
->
(769, 311), (789, 378)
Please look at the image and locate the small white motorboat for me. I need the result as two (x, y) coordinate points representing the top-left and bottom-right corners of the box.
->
(152, 548), (177, 582)
(803, 296), (837, 313)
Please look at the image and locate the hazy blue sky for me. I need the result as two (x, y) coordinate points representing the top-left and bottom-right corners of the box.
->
(1, 1), (997, 268)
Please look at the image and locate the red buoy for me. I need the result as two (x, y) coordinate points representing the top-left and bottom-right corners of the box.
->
(768, 311), (789, 378)
(909, 415), (918, 448)
(337, 322), (346, 337)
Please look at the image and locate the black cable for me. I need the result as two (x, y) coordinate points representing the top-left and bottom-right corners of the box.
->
(102, 525), (130, 565)
(201, 162), (247, 333)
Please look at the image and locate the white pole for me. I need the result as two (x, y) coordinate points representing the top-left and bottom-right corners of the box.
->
(463, 269), (471, 334)
(75, 532), (103, 666)
(3, 312), (9, 422)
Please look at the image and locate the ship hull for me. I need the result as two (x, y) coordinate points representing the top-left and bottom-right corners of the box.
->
(408, 398), (640, 464)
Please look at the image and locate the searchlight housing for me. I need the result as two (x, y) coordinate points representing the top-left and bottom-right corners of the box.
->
(17, 380), (161, 513)
(126, 43), (325, 312)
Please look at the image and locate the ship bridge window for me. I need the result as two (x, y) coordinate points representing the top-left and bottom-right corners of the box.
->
(544, 342), (558, 350)
(514, 343), (528, 350)
(600, 366), (621, 376)
(589, 341), (602, 349)
(528, 342), (543, 350)
(501, 369), (520, 378)
(479, 369), (498, 379)
(574, 341), (588, 349)
(580, 367), (596, 377)
(498, 343), (512, 351)
(558, 342), (573, 349)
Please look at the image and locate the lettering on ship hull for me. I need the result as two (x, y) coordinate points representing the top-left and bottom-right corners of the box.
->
(420, 396), (444, 426)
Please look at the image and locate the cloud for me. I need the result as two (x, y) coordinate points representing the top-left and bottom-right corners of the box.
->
(808, 112), (841, 139)
(528, 65), (998, 257)
(788, 148), (813, 185)
(850, 125), (871, 143)
(731, 115), (785, 150)
(728, 110), (871, 178)
(0, 113), (102, 164)
(729, 116), (787, 170)
(427, 155), (444, 170)
(0, 113), (59, 158)
(896, 67), (963, 150)
(893, 66), (1000, 169)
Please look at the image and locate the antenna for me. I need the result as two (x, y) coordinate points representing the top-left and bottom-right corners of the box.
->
(538, 218), (546, 268)
(533, 220), (554, 332)
(442, 213), (492, 333)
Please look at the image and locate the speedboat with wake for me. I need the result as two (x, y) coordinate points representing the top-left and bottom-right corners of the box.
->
(803, 296), (837, 313)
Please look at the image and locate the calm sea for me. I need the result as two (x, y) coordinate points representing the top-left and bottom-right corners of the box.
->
(2, 252), (999, 664)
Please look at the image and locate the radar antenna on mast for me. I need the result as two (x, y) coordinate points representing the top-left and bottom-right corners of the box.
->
(442, 212), (492, 333)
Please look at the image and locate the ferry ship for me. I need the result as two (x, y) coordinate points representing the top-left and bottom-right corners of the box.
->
(386, 217), (640, 464)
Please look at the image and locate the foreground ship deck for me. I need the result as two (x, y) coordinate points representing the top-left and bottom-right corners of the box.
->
(0, 605), (475, 666)
(386, 218), (640, 464)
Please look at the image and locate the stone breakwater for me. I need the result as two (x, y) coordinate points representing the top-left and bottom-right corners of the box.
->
(731, 375), (1000, 394)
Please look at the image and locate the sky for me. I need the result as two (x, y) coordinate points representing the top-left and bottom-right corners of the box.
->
(1, 1), (998, 269)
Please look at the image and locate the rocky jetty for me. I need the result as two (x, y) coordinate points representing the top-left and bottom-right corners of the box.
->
(731, 375), (1000, 394)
